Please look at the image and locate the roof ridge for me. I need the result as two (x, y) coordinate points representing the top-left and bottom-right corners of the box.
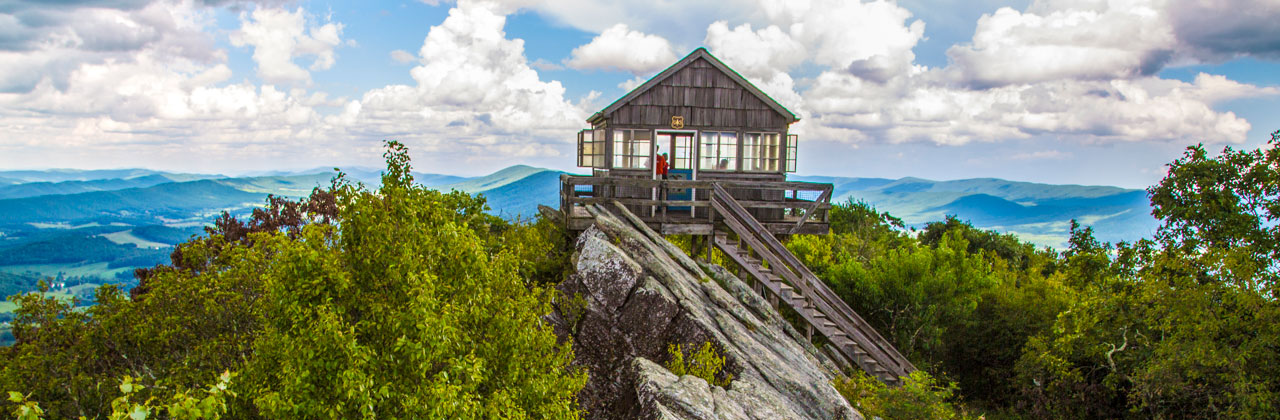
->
(587, 48), (799, 125)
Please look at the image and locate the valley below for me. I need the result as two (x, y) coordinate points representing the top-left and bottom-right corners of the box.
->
(0, 165), (1159, 346)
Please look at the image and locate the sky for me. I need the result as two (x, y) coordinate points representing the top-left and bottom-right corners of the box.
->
(0, 0), (1278, 189)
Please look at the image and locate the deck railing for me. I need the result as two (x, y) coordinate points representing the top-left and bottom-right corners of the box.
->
(560, 174), (833, 234)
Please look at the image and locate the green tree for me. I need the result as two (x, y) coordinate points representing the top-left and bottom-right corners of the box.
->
(1016, 131), (1280, 419)
(2, 141), (585, 419)
(238, 141), (584, 418)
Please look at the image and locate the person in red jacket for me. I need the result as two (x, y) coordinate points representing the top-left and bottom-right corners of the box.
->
(656, 152), (670, 179)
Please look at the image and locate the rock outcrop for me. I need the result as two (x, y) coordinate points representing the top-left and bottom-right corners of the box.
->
(551, 203), (861, 420)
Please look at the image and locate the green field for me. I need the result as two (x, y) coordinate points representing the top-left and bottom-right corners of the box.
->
(101, 230), (169, 248)
(0, 262), (133, 279)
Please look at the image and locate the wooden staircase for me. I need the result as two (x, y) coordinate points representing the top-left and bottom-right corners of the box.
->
(708, 184), (915, 385)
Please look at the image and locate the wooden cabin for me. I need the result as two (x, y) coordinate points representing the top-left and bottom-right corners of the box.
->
(561, 47), (832, 236)
(560, 49), (918, 385)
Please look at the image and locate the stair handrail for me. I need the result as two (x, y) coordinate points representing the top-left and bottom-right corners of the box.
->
(710, 184), (916, 377)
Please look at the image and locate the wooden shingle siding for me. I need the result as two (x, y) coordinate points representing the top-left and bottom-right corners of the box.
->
(606, 58), (790, 130)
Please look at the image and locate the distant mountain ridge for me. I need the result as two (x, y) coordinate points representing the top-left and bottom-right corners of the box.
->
(790, 174), (1158, 248)
(0, 166), (1159, 250)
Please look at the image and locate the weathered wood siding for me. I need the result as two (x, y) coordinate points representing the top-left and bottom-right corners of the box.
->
(605, 58), (791, 130)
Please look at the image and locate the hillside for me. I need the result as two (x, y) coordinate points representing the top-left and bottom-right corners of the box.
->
(436, 165), (567, 219)
(0, 166), (1161, 303)
(791, 175), (1159, 248)
(437, 165), (550, 192)
(0, 174), (191, 199)
(0, 169), (207, 183)
(0, 180), (263, 225)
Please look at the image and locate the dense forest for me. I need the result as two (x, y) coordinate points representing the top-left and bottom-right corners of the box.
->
(4, 131), (1279, 419)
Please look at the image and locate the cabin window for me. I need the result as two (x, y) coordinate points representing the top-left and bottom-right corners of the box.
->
(577, 129), (605, 168)
(743, 132), (782, 172)
(785, 134), (798, 173)
(699, 131), (737, 171)
(613, 129), (652, 169)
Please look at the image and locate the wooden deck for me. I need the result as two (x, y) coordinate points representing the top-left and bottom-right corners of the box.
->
(560, 174), (833, 235)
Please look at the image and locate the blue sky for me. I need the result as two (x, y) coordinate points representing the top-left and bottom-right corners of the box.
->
(0, 0), (1277, 189)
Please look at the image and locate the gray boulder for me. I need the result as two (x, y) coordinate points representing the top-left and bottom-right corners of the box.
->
(551, 204), (861, 420)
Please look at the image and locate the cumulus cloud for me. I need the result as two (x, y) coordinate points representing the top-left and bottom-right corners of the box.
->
(229, 7), (346, 85)
(0, 0), (596, 172)
(945, 4), (1175, 88)
(0, 0), (222, 93)
(704, 21), (804, 80)
(349, 0), (584, 157)
(564, 23), (677, 76)
(0, 0), (1276, 173)
(696, 0), (1277, 146)
(804, 70), (1266, 145)
(1168, 0), (1280, 60)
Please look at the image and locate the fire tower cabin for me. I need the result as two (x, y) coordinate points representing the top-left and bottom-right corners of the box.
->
(560, 49), (917, 385)
(560, 47), (834, 237)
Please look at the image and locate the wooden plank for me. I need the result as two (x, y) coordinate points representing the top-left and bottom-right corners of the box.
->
(660, 224), (712, 235)
(789, 188), (832, 234)
(562, 175), (832, 192)
(568, 196), (829, 211)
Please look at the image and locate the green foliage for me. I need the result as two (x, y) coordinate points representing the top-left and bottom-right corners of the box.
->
(7, 392), (42, 420)
(665, 342), (733, 388)
(1014, 132), (1280, 419)
(919, 215), (1054, 273)
(0, 141), (585, 419)
(558, 292), (589, 333)
(0, 272), (39, 302)
(7, 372), (233, 420)
(791, 200), (1072, 410)
(833, 370), (976, 420)
(0, 235), (167, 266)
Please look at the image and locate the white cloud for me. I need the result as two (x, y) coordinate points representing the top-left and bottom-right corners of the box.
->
(945, 4), (1175, 88)
(0, 0), (1276, 175)
(804, 70), (1265, 145)
(564, 23), (677, 76)
(0, 0), (223, 93)
(695, 0), (1278, 146)
(349, 0), (585, 157)
(704, 21), (804, 80)
(229, 7), (346, 85)
(389, 49), (416, 64)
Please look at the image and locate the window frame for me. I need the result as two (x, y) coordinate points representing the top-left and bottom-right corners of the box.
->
(577, 129), (605, 168)
(699, 131), (739, 171)
(742, 132), (782, 173)
(785, 134), (798, 173)
(612, 128), (653, 170)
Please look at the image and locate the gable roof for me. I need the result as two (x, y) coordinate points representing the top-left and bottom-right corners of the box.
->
(586, 47), (800, 125)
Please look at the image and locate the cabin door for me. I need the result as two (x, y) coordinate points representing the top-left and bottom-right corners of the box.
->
(657, 132), (695, 214)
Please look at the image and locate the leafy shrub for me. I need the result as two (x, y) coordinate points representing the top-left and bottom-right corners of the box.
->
(7, 371), (233, 420)
(665, 342), (733, 388)
(833, 370), (977, 420)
